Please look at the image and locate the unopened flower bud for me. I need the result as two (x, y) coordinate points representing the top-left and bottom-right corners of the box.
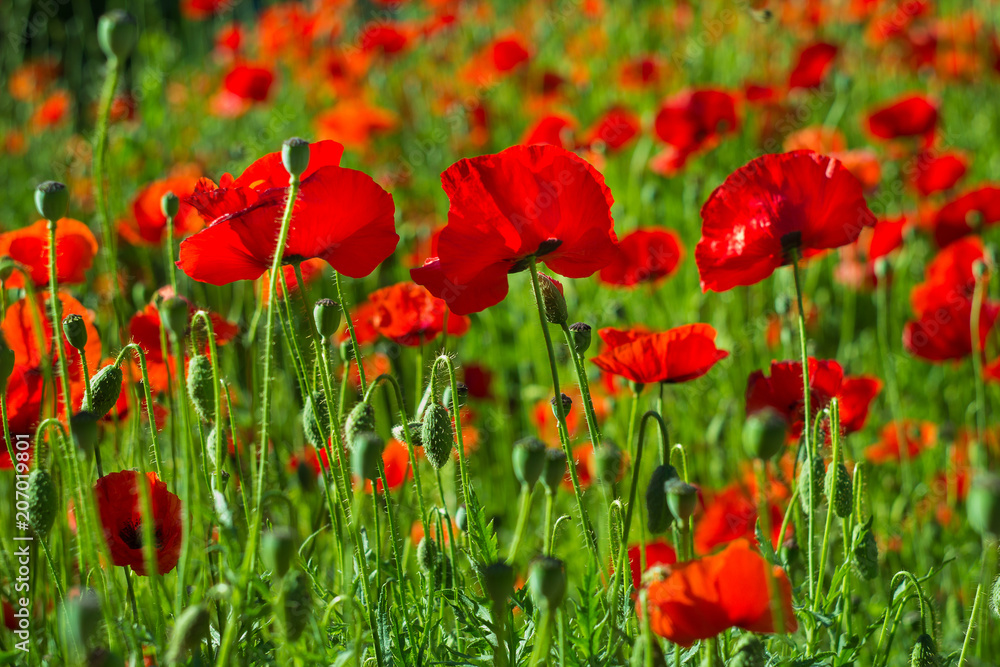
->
(186, 354), (214, 423)
(825, 462), (853, 519)
(339, 340), (354, 362)
(352, 432), (384, 482)
(852, 518), (879, 580)
(537, 274), (567, 324)
(344, 401), (375, 450)
(160, 297), (189, 339)
(455, 505), (468, 532)
(312, 298), (341, 338)
(665, 478), (698, 522)
(550, 393), (572, 421)
(87, 364), (123, 418)
(166, 604), (210, 664)
(28, 469), (58, 537)
(160, 191), (179, 219)
(98, 10), (138, 61)
(282, 137), (310, 179)
(743, 408), (787, 460)
(0, 337), (15, 392)
(70, 412), (100, 455)
(989, 574), (1000, 619)
(421, 402), (454, 470)
(797, 452), (826, 513)
(61, 588), (101, 648)
(774, 295), (792, 315)
(441, 382), (468, 409)
(35, 181), (69, 221)
(280, 570), (312, 641)
(910, 633), (938, 667)
(62, 314), (88, 352)
(262, 527), (296, 578)
(512, 436), (546, 490)
(0, 256), (16, 282)
(593, 440), (624, 486)
(968, 472), (1000, 538)
(646, 464), (678, 534)
(417, 536), (438, 574)
(540, 448), (567, 494)
(392, 422), (423, 447)
(973, 259), (988, 280)
(529, 557), (566, 610)
(729, 634), (766, 667)
(302, 391), (329, 448)
(874, 257), (889, 279)
(482, 561), (515, 608)
(568, 322), (592, 353)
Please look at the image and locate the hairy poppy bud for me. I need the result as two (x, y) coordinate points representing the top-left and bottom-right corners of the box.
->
(281, 570), (312, 641)
(97, 10), (138, 61)
(550, 393), (572, 421)
(88, 364), (123, 418)
(344, 401), (376, 450)
(262, 527), (295, 578)
(28, 469), (58, 537)
(441, 382), (468, 409)
(160, 297), (189, 339)
(351, 432), (384, 481)
(529, 557), (566, 610)
(62, 588), (101, 647)
(665, 478), (698, 523)
(593, 440), (624, 486)
(0, 256), (16, 282)
(35, 181), (69, 221)
(160, 191), (179, 219)
(825, 462), (853, 519)
(62, 314), (88, 351)
(568, 322), (592, 353)
(482, 561), (515, 608)
(70, 412), (100, 455)
(166, 604), (210, 664)
(797, 453), (826, 513)
(910, 633), (938, 667)
(743, 408), (786, 460)
(646, 464), (678, 534)
(512, 436), (547, 490)
(391, 422), (423, 448)
(302, 391), (329, 448)
(282, 137), (310, 179)
(540, 448), (567, 494)
(874, 256), (889, 280)
(455, 505), (468, 532)
(339, 340), (354, 363)
(437, 554), (454, 590)
(968, 472), (1000, 538)
(609, 501), (624, 566)
(537, 274), (567, 324)
(422, 402), (454, 469)
(852, 518), (879, 580)
(186, 354), (214, 423)
(417, 536), (438, 574)
(0, 337), (14, 393)
(729, 634), (766, 667)
(312, 298), (341, 338)
(990, 574), (1000, 619)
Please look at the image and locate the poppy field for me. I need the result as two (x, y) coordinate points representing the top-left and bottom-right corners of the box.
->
(3, 0), (1000, 665)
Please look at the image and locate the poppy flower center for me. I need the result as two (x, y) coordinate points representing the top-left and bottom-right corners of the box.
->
(118, 519), (164, 550)
(506, 238), (564, 274)
(780, 231), (803, 263)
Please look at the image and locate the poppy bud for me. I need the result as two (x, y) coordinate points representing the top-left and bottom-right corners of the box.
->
(35, 181), (69, 221)
(797, 453), (826, 513)
(312, 298), (341, 338)
(437, 554), (454, 590)
(0, 256), (16, 281)
(825, 462), (853, 519)
(646, 464), (678, 534)
(166, 603), (210, 664)
(421, 402), (454, 470)
(0, 337), (14, 393)
(909, 633), (938, 667)
(729, 634), (766, 667)
(88, 365), (123, 418)
(301, 391), (329, 448)
(61, 588), (101, 648)
(742, 408), (786, 460)
(262, 527), (296, 578)
(774, 295), (791, 315)
(973, 259), (988, 280)
(282, 137), (311, 179)
(550, 393), (572, 421)
(665, 478), (698, 523)
(339, 340), (354, 363)
(160, 191), (179, 219)
(540, 448), (567, 494)
(280, 570), (312, 641)
(455, 505), (468, 532)
(529, 556), (566, 610)
(568, 322), (592, 353)
(537, 274), (567, 324)
(344, 401), (376, 450)
(593, 440), (624, 486)
(417, 536), (438, 574)
(441, 382), (468, 409)
(62, 314), (88, 351)
(391, 422), (423, 447)
(97, 10), (138, 61)
(990, 574), (1000, 620)
(160, 297), (189, 339)
(874, 257), (889, 280)
(351, 432), (384, 481)
(186, 354), (214, 423)
(609, 500), (624, 566)
(70, 412), (100, 455)
(967, 472), (1000, 538)
(482, 561), (515, 608)
(28, 469), (58, 537)
(512, 436), (547, 490)
(852, 518), (879, 580)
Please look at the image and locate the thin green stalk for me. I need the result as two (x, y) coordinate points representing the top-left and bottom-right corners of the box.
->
(755, 459), (786, 641)
(813, 400), (841, 613)
(791, 255), (817, 601)
(506, 484), (533, 563)
(336, 271), (367, 393)
(165, 212), (178, 292)
(970, 273), (988, 468)
(114, 344), (163, 476)
(560, 322), (603, 447)
(958, 540), (993, 666)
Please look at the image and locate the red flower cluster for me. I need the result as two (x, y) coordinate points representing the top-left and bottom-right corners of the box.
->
(652, 89), (739, 175)
(0, 218), (98, 289)
(365, 281), (470, 346)
(598, 228), (683, 287)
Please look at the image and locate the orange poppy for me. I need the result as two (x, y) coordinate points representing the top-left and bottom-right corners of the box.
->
(0, 219), (99, 288)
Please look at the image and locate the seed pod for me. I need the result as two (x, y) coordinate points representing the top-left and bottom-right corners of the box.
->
(28, 469), (58, 537)
(852, 518), (879, 580)
(665, 478), (698, 523)
(417, 537), (438, 574)
(62, 314), (88, 352)
(35, 181), (69, 221)
(729, 634), (766, 667)
(186, 354), (214, 423)
(568, 322), (592, 353)
(344, 401), (376, 450)
(301, 391), (329, 448)
(97, 10), (138, 61)
(512, 437), (547, 490)
(481, 561), (515, 607)
(441, 382), (468, 410)
(352, 432), (384, 481)
(825, 462), (853, 519)
(88, 364), (123, 418)
(967, 472), (1000, 538)
(797, 453), (825, 513)
(421, 402), (454, 470)
(540, 448), (567, 494)
(550, 393), (572, 421)
(742, 408), (787, 460)
(281, 570), (312, 641)
(262, 527), (296, 579)
(391, 422), (423, 448)
(312, 298), (341, 338)
(537, 274), (567, 324)
(282, 137), (311, 179)
(160, 191), (179, 219)
(593, 440), (624, 486)
(529, 556), (566, 610)
(910, 633), (939, 667)
(166, 604), (210, 664)
(646, 464), (678, 534)
(160, 297), (189, 339)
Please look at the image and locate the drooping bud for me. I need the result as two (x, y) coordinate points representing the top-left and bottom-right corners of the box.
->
(28, 469), (58, 537)
(968, 472), (1000, 538)
(665, 478), (698, 523)
(35, 181), (69, 221)
(797, 453), (826, 513)
(160, 297), (189, 340)
(70, 412), (100, 455)
(593, 440), (624, 486)
(550, 393), (572, 421)
(825, 462), (853, 519)
(728, 634), (766, 667)
(391, 422), (423, 448)
(281, 570), (312, 641)
(161, 191), (179, 219)
(262, 527), (296, 579)
(909, 633), (939, 667)
(441, 382), (468, 409)
(421, 402), (454, 470)
(186, 354), (214, 423)
(742, 408), (787, 460)
(537, 274), (567, 324)
(646, 464), (678, 534)
(62, 314), (88, 352)
(339, 340), (354, 363)
(568, 322), (592, 353)
(344, 401), (376, 450)
(529, 556), (567, 610)
(455, 506), (468, 532)
(512, 436), (547, 490)
(301, 391), (329, 448)
(0, 256), (16, 282)
(417, 536), (438, 574)
(166, 604), (210, 664)
(97, 10), (138, 61)
(351, 432), (384, 481)
(852, 518), (879, 580)
(282, 137), (310, 179)
(312, 298), (341, 338)
(0, 337), (15, 393)
(540, 448), (567, 494)
(482, 561), (515, 608)
(774, 295), (792, 316)
(87, 364), (123, 418)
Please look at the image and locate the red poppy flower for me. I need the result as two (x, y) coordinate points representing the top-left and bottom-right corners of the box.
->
(652, 89), (739, 175)
(181, 0), (227, 20)
(598, 228), (683, 287)
(178, 139), (397, 285)
(641, 539), (797, 647)
(696, 151), (876, 292)
(315, 99), (398, 151)
(288, 446), (331, 477)
(532, 385), (611, 443)
(367, 282), (469, 346)
(491, 37), (530, 72)
(745, 358), (844, 438)
(910, 236), (985, 315)
(118, 175), (205, 246)
(583, 107), (640, 152)
(788, 41), (838, 90)
(0, 364), (44, 469)
(931, 186), (1000, 247)
(521, 114), (576, 148)
(912, 151), (967, 197)
(31, 90), (71, 130)
(695, 481), (790, 554)
(835, 216), (908, 290)
(94, 470), (183, 575)
(837, 376), (883, 434)
(462, 363), (493, 399)
(260, 257), (324, 303)
(866, 94), (938, 140)
(215, 23), (243, 52)
(623, 540), (677, 591)
(223, 64), (274, 102)
(865, 420), (938, 463)
(590, 324), (728, 386)
(619, 56), (662, 89)
(410, 144), (618, 315)
(565, 442), (629, 489)
(0, 219), (98, 289)
(359, 22), (410, 55)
